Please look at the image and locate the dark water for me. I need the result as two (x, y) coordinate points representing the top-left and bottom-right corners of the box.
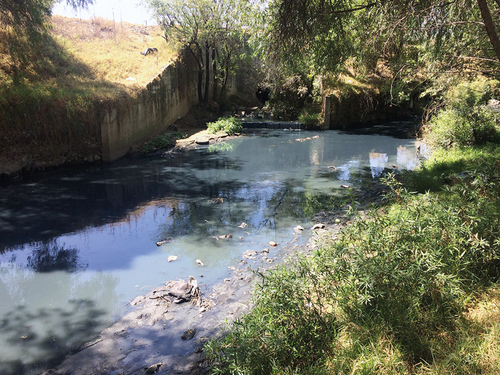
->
(0, 124), (422, 374)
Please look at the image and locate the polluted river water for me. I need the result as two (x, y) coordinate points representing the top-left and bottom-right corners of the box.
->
(0, 124), (423, 374)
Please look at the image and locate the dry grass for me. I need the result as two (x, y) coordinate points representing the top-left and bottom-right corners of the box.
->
(0, 15), (176, 96)
(50, 15), (176, 89)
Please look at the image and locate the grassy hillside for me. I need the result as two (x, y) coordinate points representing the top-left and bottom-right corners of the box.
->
(49, 16), (176, 90)
(0, 16), (176, 176)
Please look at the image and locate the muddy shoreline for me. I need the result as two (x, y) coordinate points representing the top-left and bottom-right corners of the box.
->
(42, 223), (346, 375)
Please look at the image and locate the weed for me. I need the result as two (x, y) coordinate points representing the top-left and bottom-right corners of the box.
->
(207, 117), (243, 135)
(140, 135), (173, 154)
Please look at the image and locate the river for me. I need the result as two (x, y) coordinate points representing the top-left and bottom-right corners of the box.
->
(0, 123), (422, 374)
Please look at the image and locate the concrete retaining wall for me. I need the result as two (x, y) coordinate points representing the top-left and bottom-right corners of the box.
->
(101, 53), (199, 162)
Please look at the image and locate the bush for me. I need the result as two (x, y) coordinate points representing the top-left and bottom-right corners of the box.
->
(140, 135), (173, 154)
(423, 79), (500, 149)
(207, 116), (243, 135)
(267, 75), (311, 121)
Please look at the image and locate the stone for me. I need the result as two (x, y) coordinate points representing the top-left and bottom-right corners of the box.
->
(243, 250), (258, 259)
(195, 138), (210, 145)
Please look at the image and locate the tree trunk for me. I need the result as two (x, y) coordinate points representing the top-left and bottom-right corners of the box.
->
(186, 43), (205, 103)
(204, 41), (210, 103)
(212, 48), (218, 102)
(476, 0), (500, 62)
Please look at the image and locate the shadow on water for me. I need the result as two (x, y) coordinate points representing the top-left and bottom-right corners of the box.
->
(26, 241), (87, 273)
(0, 301), (106, 375)
(0, 151), (245, 252)
(0, 270), (120, 375)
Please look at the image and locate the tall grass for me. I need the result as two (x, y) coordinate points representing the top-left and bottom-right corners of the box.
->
(206, 135), (500, 374)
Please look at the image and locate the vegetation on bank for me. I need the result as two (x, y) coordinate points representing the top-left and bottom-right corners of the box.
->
(207, 117), (243, 135)
(205, 79), (500, 374)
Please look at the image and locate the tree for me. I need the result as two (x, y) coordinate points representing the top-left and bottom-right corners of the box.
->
(145, 0), (254, 104)
(0, 0), (94, 79)
(266, 0), (500, 76)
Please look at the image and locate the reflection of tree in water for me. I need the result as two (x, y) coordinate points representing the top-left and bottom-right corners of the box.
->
(27, 241), (86, 273)
(0, 270), (120, 375)
(157, 179), (353, 239)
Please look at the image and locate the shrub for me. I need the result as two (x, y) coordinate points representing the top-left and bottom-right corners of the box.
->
(207, 116), (243, 135)
(207, 170), (500, 374)
(423, 79), (500, 149)
(140, 135), (173, 154)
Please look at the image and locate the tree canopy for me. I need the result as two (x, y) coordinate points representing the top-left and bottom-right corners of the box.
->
(264, 0), (500, 77)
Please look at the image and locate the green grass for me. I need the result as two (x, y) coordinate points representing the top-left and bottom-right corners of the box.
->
(207, 116), (243, 135)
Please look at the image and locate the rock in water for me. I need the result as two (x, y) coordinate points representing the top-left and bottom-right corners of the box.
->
(145, 362), (162, 374)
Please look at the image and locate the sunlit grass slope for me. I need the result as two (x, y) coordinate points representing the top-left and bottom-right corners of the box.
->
(50, 15), (176, 90)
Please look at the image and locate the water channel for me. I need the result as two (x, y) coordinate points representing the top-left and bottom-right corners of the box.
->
(0, 123), (422, 374)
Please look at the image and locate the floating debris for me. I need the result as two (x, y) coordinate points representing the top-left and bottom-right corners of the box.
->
(238, 222), (248, 228)
(213, 234), (233, 240)
(209, 197), (224, 204)
(269, 241), (277, 247)
(181, 328), (197, 341)
(145, 362), (162, 374)
(293, 225), (304, 233)
(156, 237), (174, 246)
(196, 259), (204, 266)
(311, 223), (325, 230)
(167, 276), (199, 303)
(167, 255), (178, 262)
